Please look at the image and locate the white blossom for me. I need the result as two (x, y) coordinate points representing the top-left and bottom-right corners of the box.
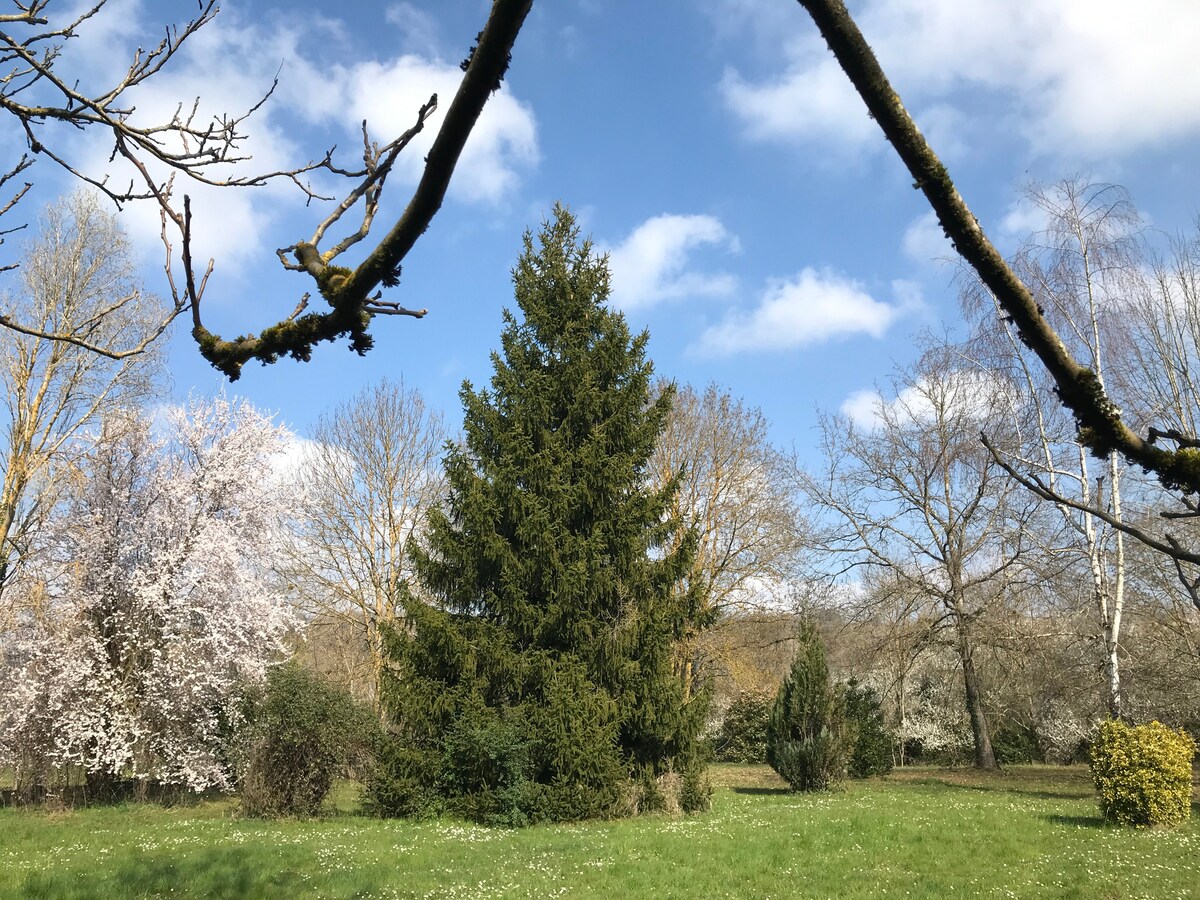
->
(0, 394), (299, 792)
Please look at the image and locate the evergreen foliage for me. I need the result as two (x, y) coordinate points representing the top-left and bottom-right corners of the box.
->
(991, 720), (1043, 766)
(713, 690), (773, 763)
(238, 664), (376, 818)
(765, 622), (853, 792)
(843, 679), (894, 778)
(372, 205), (707, 824)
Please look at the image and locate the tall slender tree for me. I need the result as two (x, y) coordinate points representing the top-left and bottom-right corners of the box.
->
(0, 192), (164, 628)
(379, 205), (707, 822)
(964, 180), (1136, 719)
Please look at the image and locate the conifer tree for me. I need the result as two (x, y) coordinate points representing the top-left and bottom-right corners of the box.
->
(766, 620), (853, 792)
(374, 205), (708, 823)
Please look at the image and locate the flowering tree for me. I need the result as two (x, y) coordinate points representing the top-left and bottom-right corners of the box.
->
(0, 394), (297, 795)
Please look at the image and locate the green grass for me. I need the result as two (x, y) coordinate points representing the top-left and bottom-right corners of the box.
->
(1, 765), (1197, 899)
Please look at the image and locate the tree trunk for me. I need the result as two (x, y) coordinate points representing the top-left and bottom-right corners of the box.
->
(955, 617), (997, 769)
(672, 630), (700, 701)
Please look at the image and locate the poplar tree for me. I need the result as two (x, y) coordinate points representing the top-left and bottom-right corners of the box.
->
(376, 205), (708, 823)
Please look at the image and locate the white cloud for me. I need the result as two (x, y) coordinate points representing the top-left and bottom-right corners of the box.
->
(605, 214), (739, 310)
(270, 434), (319, 485)
(840, 388), (888, 429)
(339, 56), (538, 205)
(841, 369), (1017, 430)
(719, 58), (876, 148)
(902, 212), (953, 266)
(692, 268), (914, 356)
(998, 197), (1052, 240)
(385, 3), (443, 53)
(720, 0), (1200, 156)
(55, 5), (538, 276)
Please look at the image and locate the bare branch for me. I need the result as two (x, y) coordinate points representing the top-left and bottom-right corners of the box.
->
(0, 1), (347, 354)
(1, 2), (533, 376)
(0, 302), (180, 359)
(981, 431), (1200, 615)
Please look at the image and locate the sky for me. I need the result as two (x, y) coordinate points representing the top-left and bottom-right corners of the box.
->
(7, 0), (1200, 464)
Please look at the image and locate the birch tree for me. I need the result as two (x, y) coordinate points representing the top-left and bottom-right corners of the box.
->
(794, 0), (1200, 503)
(967, 179), (1136, 718)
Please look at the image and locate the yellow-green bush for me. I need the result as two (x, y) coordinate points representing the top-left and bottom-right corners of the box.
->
(1089, 720), (1196, 827)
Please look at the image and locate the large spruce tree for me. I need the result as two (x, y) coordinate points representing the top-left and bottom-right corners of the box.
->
(374, 206), (708, 824)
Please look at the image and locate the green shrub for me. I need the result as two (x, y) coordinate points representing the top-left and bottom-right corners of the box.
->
(440, 703), (532, 827)
(238, 664), (376, 818)
(519, 661), (625, 822)
(844, 680), (894, 778)
(992, 721), (1043, 766)
(713, 691), (772, 763)
(765, 621), (853, 792)
(1090, 719), (1196, 827)
(362, 743), (442, 819)
(679, 764), (713, 813)
(369, 659), (627, 825)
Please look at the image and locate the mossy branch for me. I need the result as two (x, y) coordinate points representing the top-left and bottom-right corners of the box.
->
(797, 0), (1200, 494)
(189, 0), (533, 380)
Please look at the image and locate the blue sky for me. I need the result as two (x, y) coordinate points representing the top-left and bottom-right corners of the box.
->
(10, 0), (1200, 462)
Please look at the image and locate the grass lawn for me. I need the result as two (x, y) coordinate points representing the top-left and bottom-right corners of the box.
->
(1, 765), (1196, 899)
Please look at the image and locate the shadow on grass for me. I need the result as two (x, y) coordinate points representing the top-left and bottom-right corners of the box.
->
(1044, 813), (1106, 829)
(730, 786), (792, 796)
(1, 781), (223, 810)
(890, 767), (1095, 803)
(19, 846), (372, 900)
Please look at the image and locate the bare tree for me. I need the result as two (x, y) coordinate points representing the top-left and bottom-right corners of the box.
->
(965, 179), (1138, 717)
(1119, 531), (1200, 725)
(965, 188), (1200, 614)
(0, 191), (163, 630)
(649, 382), (805, 699)
(833, 567), (942, 765)
(1120, 230), (1200, 437)
(284, 379), (446, 713)
(799, 346), (1037, 768)
(0, 1), (533, 374)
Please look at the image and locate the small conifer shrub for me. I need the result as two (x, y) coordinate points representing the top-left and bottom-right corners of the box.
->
(766, 622), (853, 792)
(1089, 719), (1196, 827)
(844, 679), (894, 778)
